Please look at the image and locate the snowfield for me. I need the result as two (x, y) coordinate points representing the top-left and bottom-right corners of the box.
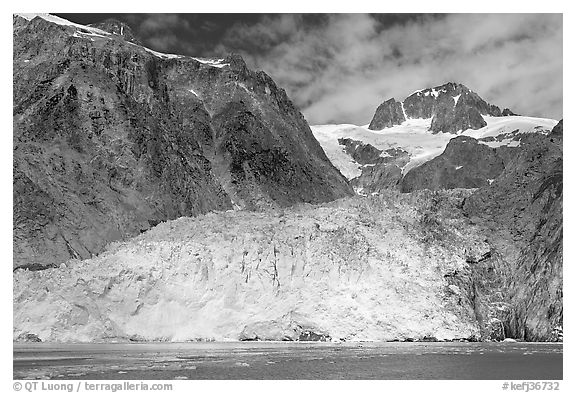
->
(310, 115), (557, 180)
(14, 192), (487, 343)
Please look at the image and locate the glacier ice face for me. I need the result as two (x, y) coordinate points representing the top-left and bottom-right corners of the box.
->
(14, 192), (488, 343)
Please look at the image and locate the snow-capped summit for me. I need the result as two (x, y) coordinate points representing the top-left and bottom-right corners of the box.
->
(369, 82), (516, 134)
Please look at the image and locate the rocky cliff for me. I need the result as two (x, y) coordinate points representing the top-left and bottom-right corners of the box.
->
(13, 14), (352, 267)
(369, 82), (516, 133)
(462, 120), (563, 341)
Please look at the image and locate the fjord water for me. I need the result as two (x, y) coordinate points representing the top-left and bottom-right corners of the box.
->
(13, 342), (562, 380)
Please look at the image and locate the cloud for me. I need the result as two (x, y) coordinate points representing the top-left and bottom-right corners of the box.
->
(217, 13), (562, 125)
(139, 14), (190, 34)
(131, 14), (194, 52)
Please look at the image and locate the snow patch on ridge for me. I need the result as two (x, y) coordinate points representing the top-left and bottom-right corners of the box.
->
(16, 13), (110, 36)
(192, 57), (229, 68)
(73, 31), (108, 40)
(453, 94), (461, 106)
(401, 101), (409, 121)
(143, 47), (183, 59)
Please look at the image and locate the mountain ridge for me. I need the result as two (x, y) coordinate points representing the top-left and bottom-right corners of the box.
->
(369, 82), (517, 133)
(13, 13), (352, 267)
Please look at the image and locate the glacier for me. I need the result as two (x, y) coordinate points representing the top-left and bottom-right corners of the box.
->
(14, 191), (488, 343)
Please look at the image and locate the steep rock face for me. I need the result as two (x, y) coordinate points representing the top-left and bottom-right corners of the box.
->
(368, 98), (405, 129)
(463, 122), (563, 341)
(429, 99), (487, 134)
(13, 15), (352, 267)
(369, 82), (511, 134)
(400, 136), (506, 192)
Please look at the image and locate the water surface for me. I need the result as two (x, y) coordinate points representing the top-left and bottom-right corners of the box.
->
(13, 342), (562, 380)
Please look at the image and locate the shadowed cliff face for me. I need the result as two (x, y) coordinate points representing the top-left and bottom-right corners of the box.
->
(12, 15), (352, 267)
(463, 121), (563, 341)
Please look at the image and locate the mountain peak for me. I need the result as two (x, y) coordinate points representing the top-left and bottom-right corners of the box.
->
(368, 98), (405, 130)
(369, 81), (516, 133)
(409, 82), (471, 100)
(437, 81), (469, 90)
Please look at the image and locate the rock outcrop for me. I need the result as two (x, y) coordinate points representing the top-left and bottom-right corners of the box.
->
(369, 82), (515, 134)
(338, 138), (385, 165)
(13, 14), (353, 267)
(502, 108), (517, 116)
(368, 98), (405, 129)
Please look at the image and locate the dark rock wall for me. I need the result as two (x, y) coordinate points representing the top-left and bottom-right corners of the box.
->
(13, 16), (352, 267)
(429, 97), (488, 134)
(463, 122), (563, 341)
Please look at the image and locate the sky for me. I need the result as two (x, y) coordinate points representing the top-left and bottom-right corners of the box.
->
(57, 13), (563, 125)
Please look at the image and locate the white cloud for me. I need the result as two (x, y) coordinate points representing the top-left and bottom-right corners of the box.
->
(219, 14), (563, 124)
